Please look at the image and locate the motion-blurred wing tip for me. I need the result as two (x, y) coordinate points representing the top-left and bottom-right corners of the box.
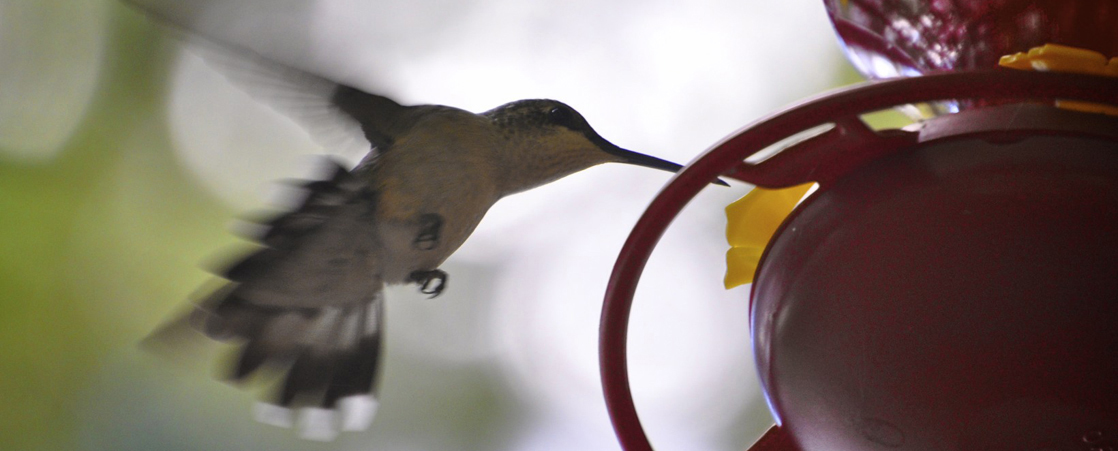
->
(253, 395), (377, 439)
(254, 402), (295, 428)
(339, 395), (378, 431)
(297, 407), (340, 441)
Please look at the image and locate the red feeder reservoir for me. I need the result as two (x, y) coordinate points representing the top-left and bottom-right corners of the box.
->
(599, 2), (1118, 450)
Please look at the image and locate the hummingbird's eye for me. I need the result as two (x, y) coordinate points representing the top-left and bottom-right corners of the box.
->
(547, 106), (577, 128)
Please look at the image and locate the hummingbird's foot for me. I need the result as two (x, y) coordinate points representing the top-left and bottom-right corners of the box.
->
(409, 269), (447, 298)
(413, 214), (443, 251)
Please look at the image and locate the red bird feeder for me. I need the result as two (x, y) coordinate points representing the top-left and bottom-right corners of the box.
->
(599, 2), (1118, 451)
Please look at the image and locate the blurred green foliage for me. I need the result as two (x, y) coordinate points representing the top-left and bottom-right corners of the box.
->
(0, 3), (235, 449)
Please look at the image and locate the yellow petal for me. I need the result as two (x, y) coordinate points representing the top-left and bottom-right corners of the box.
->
(999, 44), (1118, 115)
(724, 183), (814, 288)
(725, 247), (764, 289)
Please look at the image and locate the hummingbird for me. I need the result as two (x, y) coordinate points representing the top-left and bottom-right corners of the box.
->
(130, 0), (722, 440)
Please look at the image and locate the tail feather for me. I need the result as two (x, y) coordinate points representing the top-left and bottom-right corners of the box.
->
(323, 298), (382, 408)
(231, 310), (312, 380)
(233, 340), (270, 380)
(275, 307), (346, 406)
(272, 298), (383, 409)
(191, 294), (270, 343)
(188, 290), (384, 435)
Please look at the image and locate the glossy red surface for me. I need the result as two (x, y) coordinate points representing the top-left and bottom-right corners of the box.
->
(753, 106), (1118, 451)
(824, 0), (1118, 78)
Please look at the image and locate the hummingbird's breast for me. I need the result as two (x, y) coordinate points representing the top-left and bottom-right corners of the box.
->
(359, 112), (504, 283)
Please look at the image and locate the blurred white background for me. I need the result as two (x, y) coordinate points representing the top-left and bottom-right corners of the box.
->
(0, 1), (852, 450)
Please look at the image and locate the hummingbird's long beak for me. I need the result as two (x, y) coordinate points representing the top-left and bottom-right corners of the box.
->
(592, 134), (729, 186)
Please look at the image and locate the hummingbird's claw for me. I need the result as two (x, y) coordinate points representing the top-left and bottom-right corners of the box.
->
(409, 269), (448, 298)
(413, 213), (444, 251)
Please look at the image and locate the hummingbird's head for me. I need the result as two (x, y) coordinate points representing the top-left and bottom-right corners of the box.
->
(484, 99), (687, 193)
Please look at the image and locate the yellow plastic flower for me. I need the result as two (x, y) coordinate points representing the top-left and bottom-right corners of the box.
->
(999, 44), (1118, 115)
(724, 183), (815, 289)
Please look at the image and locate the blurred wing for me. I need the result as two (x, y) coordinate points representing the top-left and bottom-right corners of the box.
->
(219, 160), (382, 308)
(124, 0), (421, 158)
(148, 161), (388, 439)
